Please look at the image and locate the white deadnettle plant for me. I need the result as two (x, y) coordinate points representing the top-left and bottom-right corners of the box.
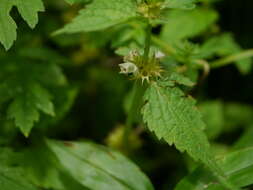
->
(0, 0), (252, 189)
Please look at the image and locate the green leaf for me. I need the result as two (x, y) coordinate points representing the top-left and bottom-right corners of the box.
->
(0, 58), (67, 136)
(36, 86), (79, 130)
(0, 167), (38, 190)
(168, 73), (195, 87)
(175, 147), (253, 190)
(111, 23), (146, 50)
(55, 0), (138, 35)
(141, 82), (240, 190)
(163, 0), (197, 9)
(142, 81), (210, 162)
(199, 34), (252, 74)
(174, 167), (218, 190)
(220, 147), (253, 187)
(46, 139), (154, 190)
(0, 148), (38, 190)
(0, 2), (17, 50)
(20, 141), (87, 190)
(7, 83), (54, 137)
(198, 34), (240, 59)
(0, 0), (44, 50)
(14, 0), (44, 28)
(161, 8), (218, 43)
(21, 144), (65, 189)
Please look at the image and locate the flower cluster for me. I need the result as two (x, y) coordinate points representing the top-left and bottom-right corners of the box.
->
(119, 50), (165, 83)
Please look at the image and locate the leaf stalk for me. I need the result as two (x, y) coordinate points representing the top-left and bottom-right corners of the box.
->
(211, 49), (253, 68)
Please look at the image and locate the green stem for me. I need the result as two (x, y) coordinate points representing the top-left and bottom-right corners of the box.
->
(211, 49), (253, 68)
(123, 82), (146, 150)
(123, 22), (151, 150)
(143, 24), (152, 62)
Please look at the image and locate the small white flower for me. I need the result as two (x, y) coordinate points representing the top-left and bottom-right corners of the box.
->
(124, 50), (139, 62)
(119, 62), (139, 75)
(155, 51), (165, 59)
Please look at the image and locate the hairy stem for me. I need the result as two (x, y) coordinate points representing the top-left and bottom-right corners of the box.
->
(211, 49), (253, 68)
(143, 24), (152, 62)
(122, 22), (152, 151)
(123, 82), (146, 151)
(195, 59), (210, 80)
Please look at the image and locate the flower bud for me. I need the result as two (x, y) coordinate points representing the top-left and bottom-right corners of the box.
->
(119, 62), (139, 75)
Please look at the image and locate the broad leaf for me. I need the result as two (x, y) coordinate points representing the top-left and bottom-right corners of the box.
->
(7, 82), (54, 137)
(0, 0), (44, 50)
(141, 81), (239, 189)
(0, 2), (16, 51)
(14, 0), (44, 28)
(142, 81), (210, 162)
(168, 73), (195, 87)
(0, 167), (38, 190)
(0, 59), (67, 136)
(198, 34), (240, 59)
(47, 139), (154, 190)
(0, 148), (38, 190)
(20, 142), (86, 190)
(161, 8), (218, 43)
(55, 0), (138, 34)
(175, 147), (253, 190)
(199, 34), (252, 74)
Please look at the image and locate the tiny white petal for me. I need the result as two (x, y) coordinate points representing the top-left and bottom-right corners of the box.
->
(124, 50), (139, 62)
(119, 62), (138, 75)
(155, 51), (165, 59)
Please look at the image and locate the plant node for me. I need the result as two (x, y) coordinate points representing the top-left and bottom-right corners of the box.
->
(119, 50), (164, 83)
(137, 1), (163, 19)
